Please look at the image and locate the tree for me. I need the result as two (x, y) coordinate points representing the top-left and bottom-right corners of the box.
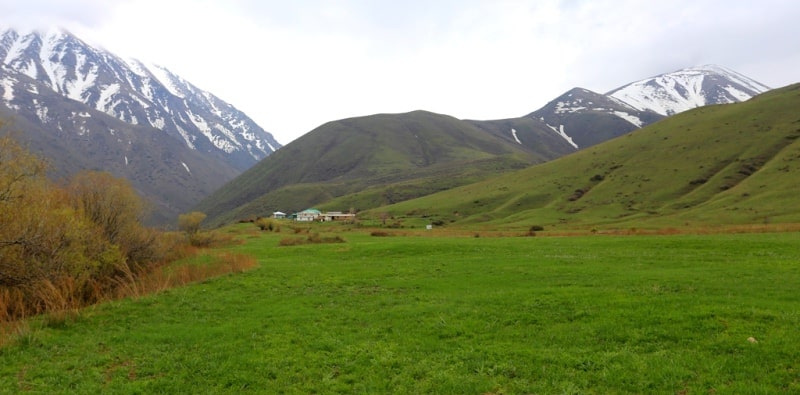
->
(0, 135), (46, 206)
(67, 171), (160, 267)
(67, 171), (146, 244)
(178, 211), (207, 236)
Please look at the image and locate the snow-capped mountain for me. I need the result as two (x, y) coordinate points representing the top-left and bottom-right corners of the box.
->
(607, 64), (771, 116)
(526, 65), (770, 149)
(0, 27), (280, 171)
(527, 87), (663, 149)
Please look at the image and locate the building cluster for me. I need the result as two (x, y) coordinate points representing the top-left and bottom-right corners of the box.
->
(271, 208), (355, 222)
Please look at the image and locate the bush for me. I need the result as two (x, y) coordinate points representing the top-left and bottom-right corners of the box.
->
(178, 211), (207, 236)
(188, 231), (236, 248)
(255, 217), (279, 232)
(0, 136), (174, 323)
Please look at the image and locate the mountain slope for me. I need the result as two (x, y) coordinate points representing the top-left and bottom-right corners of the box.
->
(525, 87), (664, 148)
(0, 27), (281, 223)
(0, 28), (280, 170)
(369, 83), (800, 229)
(607, 64), (771, 116)
(195, 110), (577, 225)
(516, 65), (769, 151)
(0, 69), (240, 224)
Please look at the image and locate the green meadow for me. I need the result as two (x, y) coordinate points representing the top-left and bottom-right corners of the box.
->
(2, 226), (799, 394)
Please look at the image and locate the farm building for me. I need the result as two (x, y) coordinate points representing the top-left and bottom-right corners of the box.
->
(296, 208), (322, 222)
(321, 211), (356, 222)
(293, 209), (355, 222)
(272, 211), (286, 219)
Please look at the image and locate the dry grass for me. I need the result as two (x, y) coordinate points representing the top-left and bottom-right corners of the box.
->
(0, 249), (258, 346)
(112, 251), (257, 299)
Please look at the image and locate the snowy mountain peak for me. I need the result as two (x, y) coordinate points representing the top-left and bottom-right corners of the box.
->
(0, 27), (281, 170)
(606, 64), (770, 116)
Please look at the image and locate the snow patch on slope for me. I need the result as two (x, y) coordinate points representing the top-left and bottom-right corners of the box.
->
(96, 83), (120, 112)
(511, 128), (522, 144)
(65, 52), (99, 102)
(1, 77), (14, 101)
(147, 64), (185, 98)
(546, 123), (578, 149)
(723, 85), (751, 102)
(612, 111), (643, 127)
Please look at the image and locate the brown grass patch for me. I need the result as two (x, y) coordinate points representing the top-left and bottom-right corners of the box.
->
(0, 250), (258, 346)
(111, 252), (258, 299)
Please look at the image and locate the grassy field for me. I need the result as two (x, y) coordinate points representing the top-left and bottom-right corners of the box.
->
(1, 225), (799, 393)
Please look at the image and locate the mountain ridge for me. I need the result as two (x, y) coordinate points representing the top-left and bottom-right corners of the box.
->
(0, 27), (282, 224)
(607, 64), (771, 116)
(0, 27), (281, 170)
(523, 64), (770, 150)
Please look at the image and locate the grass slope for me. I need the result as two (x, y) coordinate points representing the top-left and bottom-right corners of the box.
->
(1, 228), (799, 393)
(196, 110), (574, 226)
(371, 84), (800, 230)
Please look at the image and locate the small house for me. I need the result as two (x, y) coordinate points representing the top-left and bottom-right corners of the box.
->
(296, 208), (321, 222)
(272, 211), (286, 219)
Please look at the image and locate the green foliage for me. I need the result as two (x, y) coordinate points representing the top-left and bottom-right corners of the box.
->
(278, 232), (345, 246)
(1, 231), (799, 393)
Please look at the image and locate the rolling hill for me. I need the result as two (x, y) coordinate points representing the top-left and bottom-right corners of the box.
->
(194, 110), (578, 225)
(367, 83), (800, 230)
(197, 65), (771, 226)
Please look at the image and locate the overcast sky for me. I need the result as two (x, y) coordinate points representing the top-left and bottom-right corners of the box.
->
(2, 0), (799, 144)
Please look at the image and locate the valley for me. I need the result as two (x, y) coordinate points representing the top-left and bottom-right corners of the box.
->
(1, 24), (798, 394)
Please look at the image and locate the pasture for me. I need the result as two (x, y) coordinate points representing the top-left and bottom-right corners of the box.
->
(1, 226), (799, 393)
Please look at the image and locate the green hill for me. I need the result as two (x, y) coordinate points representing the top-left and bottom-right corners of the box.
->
(195, 110), (576, 225)
(368, 84), (800, 230)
